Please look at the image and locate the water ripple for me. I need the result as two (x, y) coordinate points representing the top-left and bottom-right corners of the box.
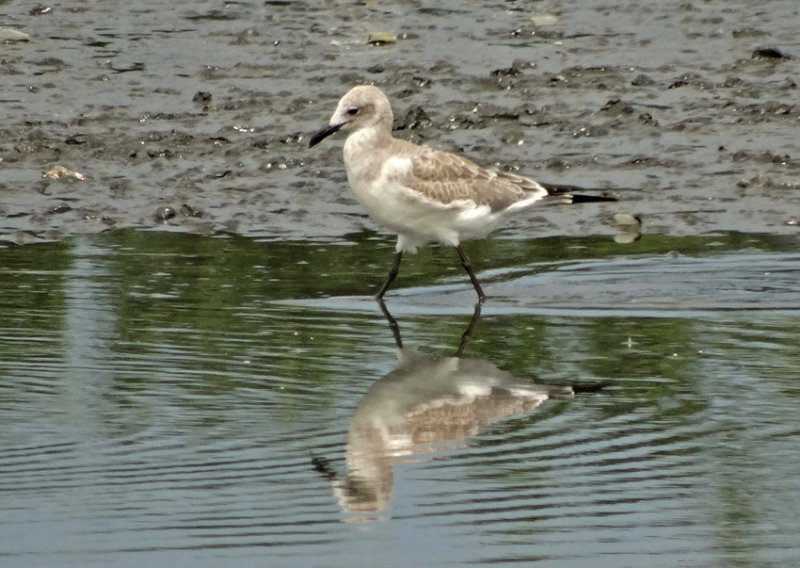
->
(2, 233), (800, 567)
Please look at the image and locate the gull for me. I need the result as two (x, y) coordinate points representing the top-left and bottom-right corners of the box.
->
(309, 85), (612, 302)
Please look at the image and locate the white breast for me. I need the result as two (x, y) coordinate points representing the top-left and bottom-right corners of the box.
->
(344, 139), (501, 252)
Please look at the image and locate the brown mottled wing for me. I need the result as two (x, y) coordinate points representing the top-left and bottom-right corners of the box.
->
(391, 145), (546, 211)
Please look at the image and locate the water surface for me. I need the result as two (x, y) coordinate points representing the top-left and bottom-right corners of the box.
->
(1, 230), (799, 567)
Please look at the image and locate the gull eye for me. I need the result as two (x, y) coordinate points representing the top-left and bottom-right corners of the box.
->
(346, 107), (359, 116)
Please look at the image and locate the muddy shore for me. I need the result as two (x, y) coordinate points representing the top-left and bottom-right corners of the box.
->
(2, 0), (799, 246)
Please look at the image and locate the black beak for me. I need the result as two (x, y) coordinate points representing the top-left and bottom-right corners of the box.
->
(309, 122), (345, 148)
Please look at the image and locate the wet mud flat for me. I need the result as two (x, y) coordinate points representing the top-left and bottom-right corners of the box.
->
(1, 0), (799, 246)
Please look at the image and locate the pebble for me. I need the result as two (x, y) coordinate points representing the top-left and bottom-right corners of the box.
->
(45, 165), (88, 181)
(366, 32), (397, 46)
(0, 28), (31, 43)
(609, 213), (643, 243)
(30, 4), (52, 16)
(192, 91), (213, 103)
(155, 206), (177, 222)
(752, 47), (791, 60)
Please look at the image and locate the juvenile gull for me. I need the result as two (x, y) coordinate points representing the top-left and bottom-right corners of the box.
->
(310, 85), (610, 301)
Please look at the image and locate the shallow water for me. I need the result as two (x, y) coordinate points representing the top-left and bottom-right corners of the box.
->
(2, 230), (799, 567)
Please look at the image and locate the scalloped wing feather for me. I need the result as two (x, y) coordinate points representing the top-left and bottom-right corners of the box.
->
(384, 144), (548, 212)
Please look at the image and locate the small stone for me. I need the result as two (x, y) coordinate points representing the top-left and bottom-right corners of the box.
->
(155, 206), (177, 222)
(48, 203), (72, 214)
(65, 134), (89, 145)
(0, 28), (31, 43)
(491, 67), (522, 77)
(631, 73), (655, 86)
(366, 32), (397, 46)
(752, 47), (791, 60)
(192, 91), (213, 103)
(45, 165), (88, 181)
(531, 14), (558, 27)
(608, 213), (642, 243)
(29, 4), (52, 16)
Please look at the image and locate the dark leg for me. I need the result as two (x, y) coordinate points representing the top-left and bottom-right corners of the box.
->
(376, 250), (403, 299)
(376, 298), (403, 348)
(455, 245), (486, 302)
(455, 302), (482, 357)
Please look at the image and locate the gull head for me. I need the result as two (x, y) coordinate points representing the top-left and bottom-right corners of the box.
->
(309, 85), (393, 147)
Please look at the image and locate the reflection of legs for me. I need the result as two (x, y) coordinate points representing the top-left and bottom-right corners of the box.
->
(376, 298), (403, 348)
(455, 245), (486, 302)
(376, 251), (403, 299)
(379, 297), (482, 356)
(455, 302), (482, 357)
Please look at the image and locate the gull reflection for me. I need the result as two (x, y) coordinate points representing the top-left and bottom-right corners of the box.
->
(326, 301), (574, 519)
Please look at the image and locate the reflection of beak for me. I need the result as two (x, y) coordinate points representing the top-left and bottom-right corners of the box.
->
(309, 122), (346, 147)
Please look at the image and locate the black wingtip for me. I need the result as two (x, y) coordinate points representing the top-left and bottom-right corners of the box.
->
(570, 193), (618, 203)
(572, 381), (614, 394)
(540, 182), (618, 202)
(311, 455), (339, 481)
